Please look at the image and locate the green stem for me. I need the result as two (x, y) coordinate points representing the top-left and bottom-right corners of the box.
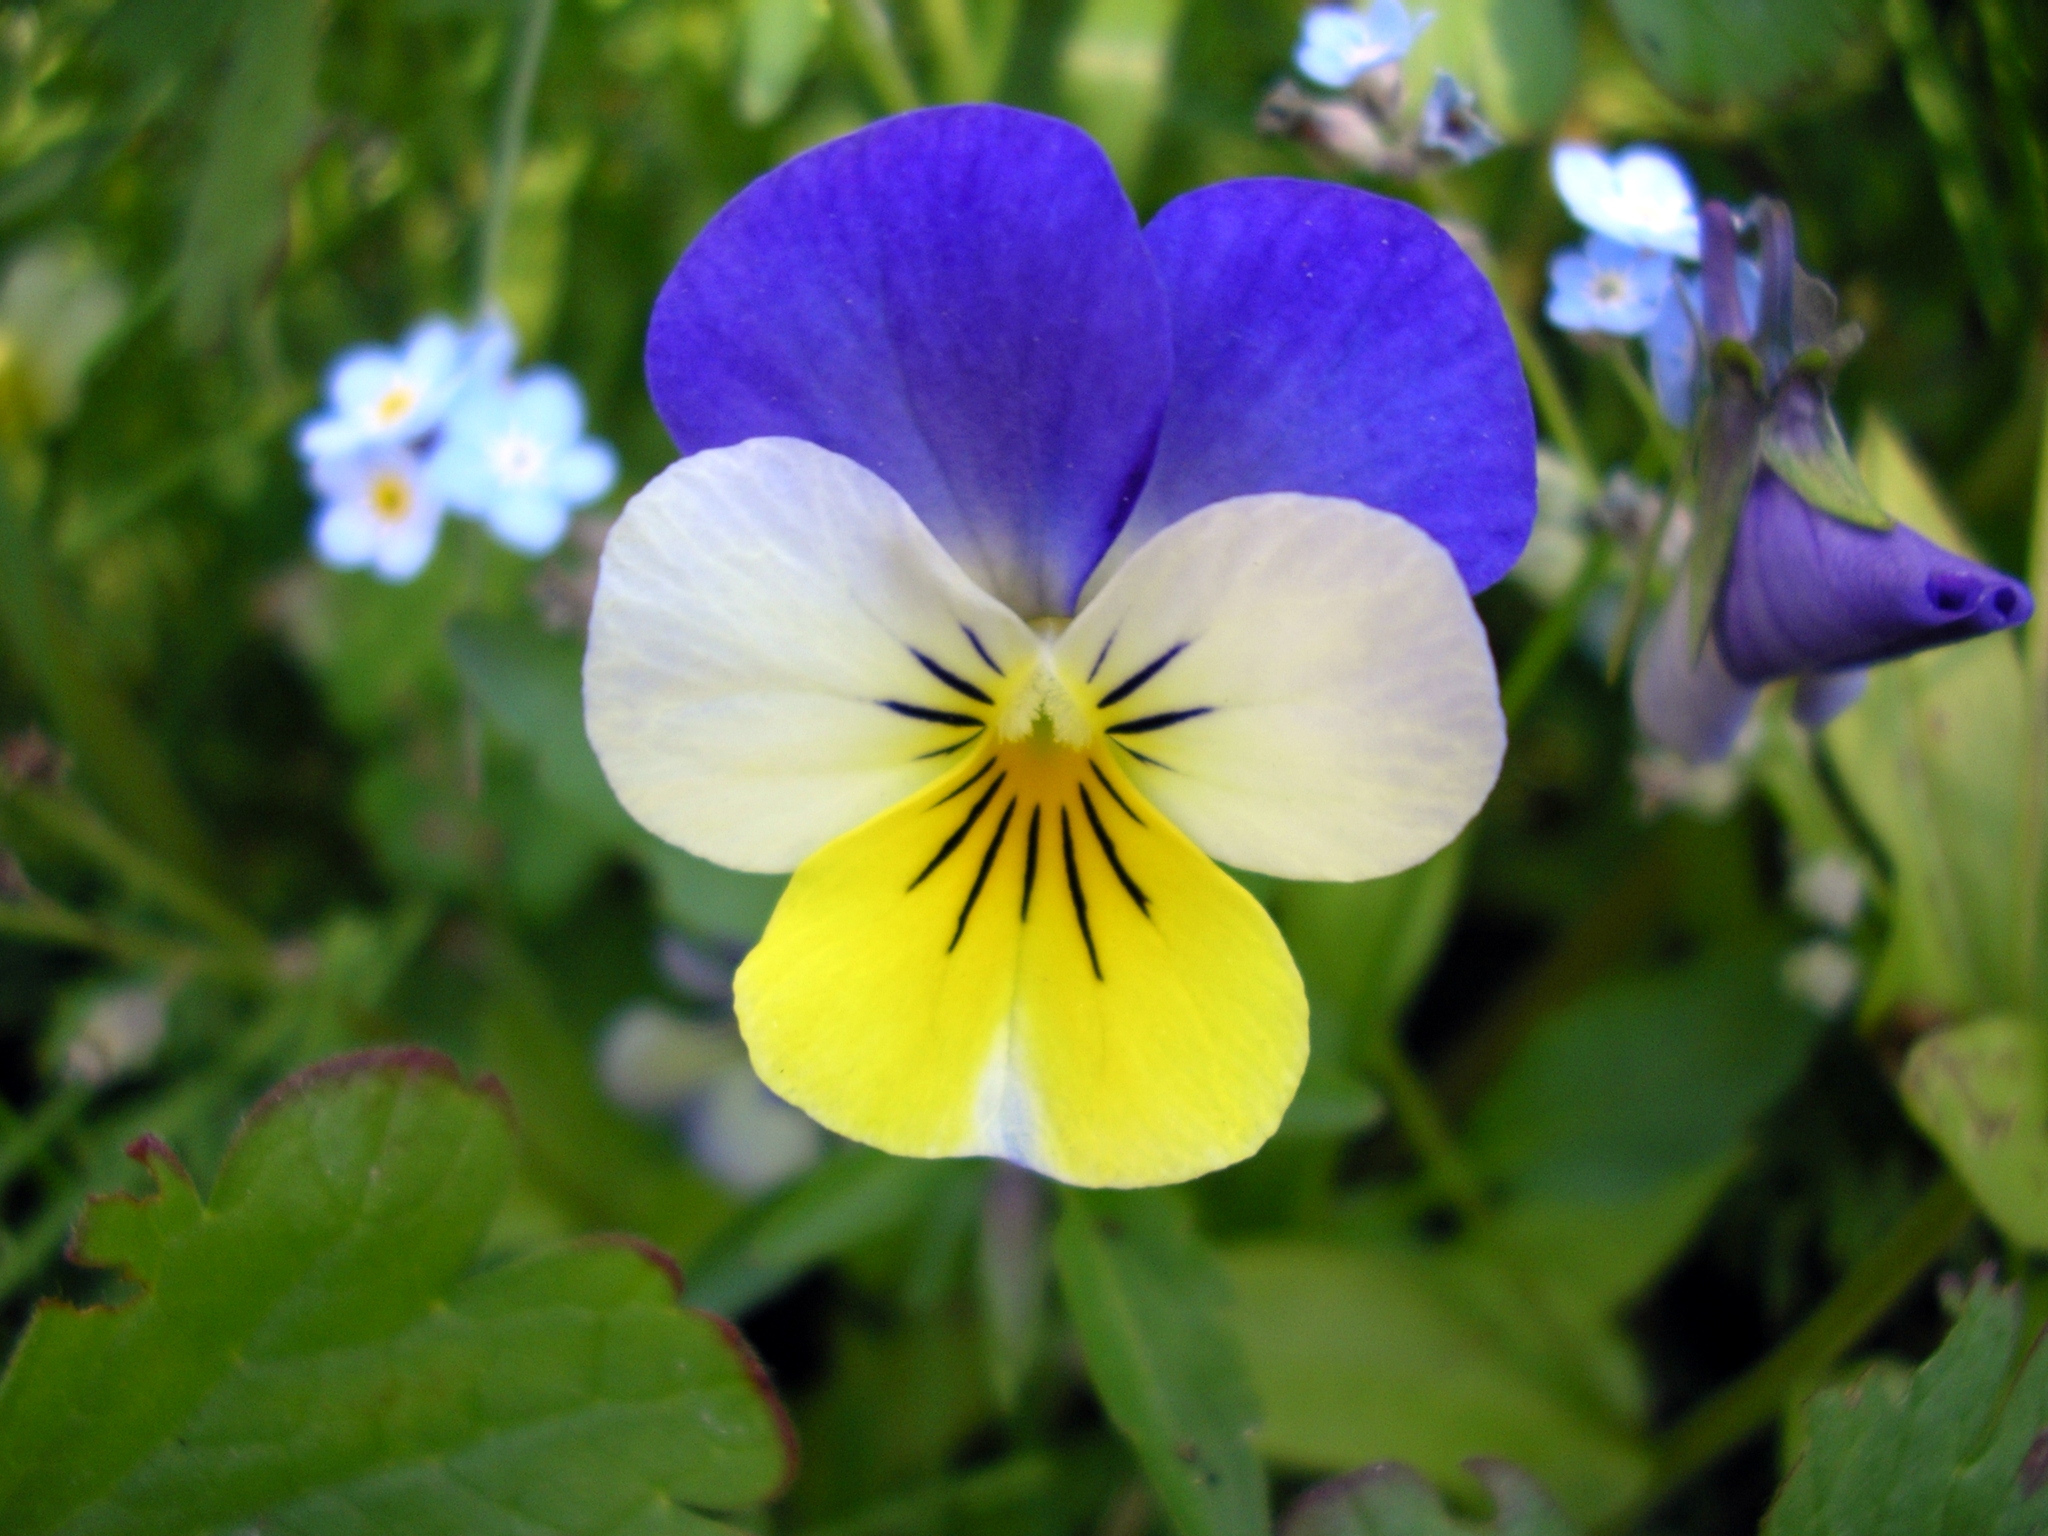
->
(0, 1083), (92, 1192)
(1360, 1037), (1487, 1222)
(970, 0), (1021, 97)
(836, 0), (923, 114)
(913, 0), (976, 100)
(476, 0), (557, 311)
(1502, 534), (1614, 725)
(1615, 1172), (1977, 1528)
(1603, 482), (1680, 684)
(7, 785), (267, 957)
(1502, 300), (1600, 501)
(0, 900), (258, 983)
(1602, 341), (1686, 479)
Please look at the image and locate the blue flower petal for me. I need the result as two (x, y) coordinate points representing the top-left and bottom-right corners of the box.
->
(1115, 178), (1535, 594)
(487, 489), (573, 555)
(508, 368), (585, 444)
(646, 104), (1173, 617)
(1631, 575), (1759, 763)
(550, 439), (617, 505)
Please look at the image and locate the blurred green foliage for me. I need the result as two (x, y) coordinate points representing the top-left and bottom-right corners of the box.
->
(0, 0), (2044, 1533)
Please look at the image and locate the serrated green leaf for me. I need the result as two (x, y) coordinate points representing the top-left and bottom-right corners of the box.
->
(1762, 1273), (2048, 1535)
(1604, 0), (1884, 109)
(1900, 1016), (2048, 1250)
(1283, 1462), (1580, 1536)
(175, 0), (325, 343)
(735, 0), (832, 126)
(1222, 1241), (1649, 1525)
(0, 1048), (795, 1536)
(1055, 1187), (1269, 1536)
(1401, 0), (1578, 141)
(1057, 0), (1189, 179)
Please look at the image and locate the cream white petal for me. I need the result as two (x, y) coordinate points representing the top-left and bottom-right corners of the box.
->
(584, 437), (1038, 873)
(1056, 493), (1505, 882)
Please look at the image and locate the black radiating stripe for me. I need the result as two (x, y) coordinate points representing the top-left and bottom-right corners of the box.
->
(1110, 738), (1172, 771)
(911, 648), (994, 706)
(1107, 706), (1214, 736)
(932, 756), (995, 805)
(1096, 641), (1187, 710)
(962, 625), (1004, 676)
(910, 773), (1006, 890)
(1079, 785), (1150, 917)
(949, 798), (1016, 951)
(915, 731), (983, 761)
(1021, 806), (1041, 921)
(883, 700), (983, 729)
(1088, 632), (1116, 683)
(1089, 762), (1144, 825)
(1060, 808), (1102, 980)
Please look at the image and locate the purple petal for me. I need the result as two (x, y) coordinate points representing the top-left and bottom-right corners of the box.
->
(645, 105), (1172, 617)
(1632, 575), (1759, 763)
(1715, 470), (2033, 683)
(1119, 179), (1535, 592)
(1791, 669), (1867, 728)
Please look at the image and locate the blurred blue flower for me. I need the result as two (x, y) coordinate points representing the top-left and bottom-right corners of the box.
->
(1551, 142), (1700, 259)
(1295, 1), (1434, 89)
(1545, 235), (1674, 336)
(296, 316), (469, 461)
(427, 367), (618, 556)
(309, 446), (446, 582)
(1418, 70), (1499, 166)
(1646, 261), (1761, 426)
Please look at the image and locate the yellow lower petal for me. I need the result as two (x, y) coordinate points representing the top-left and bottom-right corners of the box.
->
(733, 743), (1307, 1188)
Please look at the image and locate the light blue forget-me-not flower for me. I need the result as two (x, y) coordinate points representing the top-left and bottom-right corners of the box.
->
(1546, 235), (1674, 336)
(296, 316), (471, 461)
(309, 445), (447, 583)
(427, 367), (618, 556)
(1645, 259), (1762, 426)
(1551, 142), (1700, 259)
(1295, 0), (1434, 89)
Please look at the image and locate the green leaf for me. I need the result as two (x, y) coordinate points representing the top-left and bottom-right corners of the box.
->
(1222, 1240), (1650, 1525)
(1055, 1187), (1270, 1536)
(1824, 415), (2030, 1018)
(0, 1048), (796, 1535)
(735, 0), (832, 126)
(175, 0), (326, 343)
(689, 1147), (959, 1316)
(1283, 1463), (1580, 1536)
(1057, 0), (1190, 179)
(1604, 0), (1883, 109)
(1401, 0), (1579, 141)
(1762, 1272), (2048, 1535)
(1899, 1016), (2048, 1250)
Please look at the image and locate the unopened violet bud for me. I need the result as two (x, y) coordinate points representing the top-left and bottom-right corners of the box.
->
(1631, 572), (1759, 763)
(1714, 470), (2032, 683)
(1790, 668), (1867, 728)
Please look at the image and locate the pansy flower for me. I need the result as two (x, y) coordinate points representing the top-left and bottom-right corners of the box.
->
(296, 316), (470, 461)
(1551, 142), (1700, 259)
(1295, 0), (1435, 89)
(309, 445), (446, 583)
(428, 368), (619, 555)
(1545, 234), (1674, 336)
(1633, 200), (2032, 762)
(584, 106), (1534, 1188)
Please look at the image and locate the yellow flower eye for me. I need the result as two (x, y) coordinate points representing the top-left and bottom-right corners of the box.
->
(368, 473), (413, 521)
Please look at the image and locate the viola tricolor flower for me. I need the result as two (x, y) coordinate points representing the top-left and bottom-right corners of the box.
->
(584, 106), (1534, 1188)
(428, 368), (618, 555)
(308, 445), (446, 583)
(1632, 199), (2032, 762)
(1545, 234), (1674, 336)
(1550, 142), (1701, 259)
(1295, 0), (1434, 89)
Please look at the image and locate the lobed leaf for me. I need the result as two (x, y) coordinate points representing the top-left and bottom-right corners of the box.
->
(0, 1049), (796, 1536)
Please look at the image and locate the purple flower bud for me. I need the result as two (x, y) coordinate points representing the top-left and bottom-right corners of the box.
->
(1631, 573), (1759, 763)
(1715, 469), (2032, 683)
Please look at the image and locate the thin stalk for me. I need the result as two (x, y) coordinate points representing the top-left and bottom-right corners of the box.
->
(836, 0), (922, 114)
(7, 786), (267, 957)
(476, 0), (558, 310)
(913, 0), (976, 100)
(1612, 1172), (1977, 1529)
(1603, 341), (1686, 479)
(1359, 1037), (1487, 1221)
(1501, 300), (1600, 502)
(970, 0), (1021, 98)
(1604, 482), (1680, 684)
(0, 901), (258, 983)
(1502, 534), (1614, 725)
(0, 1083), (91, 1191)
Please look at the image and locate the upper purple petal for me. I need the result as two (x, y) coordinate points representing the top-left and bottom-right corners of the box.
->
(1715, 469), (2034, 684)
(645, 105), (1173, 617)
(1116, 179), (1536, 592)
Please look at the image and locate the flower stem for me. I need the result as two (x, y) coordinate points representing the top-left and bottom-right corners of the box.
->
(1502, 533), (1615, 726)
(1610, 1171), (1977, 1530)
(1602, 341), (1686, 479)
(913, 0), (977, 100)
(1501, 300), (1600, 502)
(0, 900), (259, 984)
(837, 0), (923, 114)
(477, 0), (558, 313)
(1359, 1035), (1488, 1222)
(0, 1084), (92, 1193)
